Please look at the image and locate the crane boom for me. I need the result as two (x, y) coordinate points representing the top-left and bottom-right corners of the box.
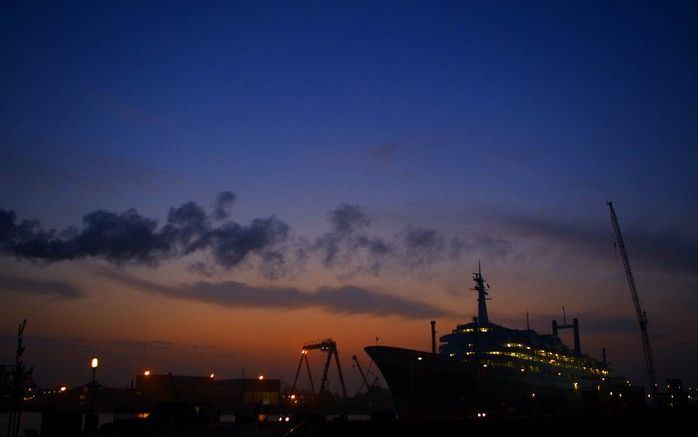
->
(352, 355), (370, 393)
(607, 202), (657, 394)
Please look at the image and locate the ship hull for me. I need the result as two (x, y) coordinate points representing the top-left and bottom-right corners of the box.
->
(365, 346), (591, 418)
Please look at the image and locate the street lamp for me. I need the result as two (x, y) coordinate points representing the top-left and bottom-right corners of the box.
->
(86, 356), (100, 432)
(90, 357), (99, 384)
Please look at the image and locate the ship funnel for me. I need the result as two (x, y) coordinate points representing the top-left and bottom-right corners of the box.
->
(430, 321), (436, 354)
(553, 316), (582, 357)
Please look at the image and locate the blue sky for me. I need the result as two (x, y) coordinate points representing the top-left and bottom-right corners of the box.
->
(1, 1), (697, 390)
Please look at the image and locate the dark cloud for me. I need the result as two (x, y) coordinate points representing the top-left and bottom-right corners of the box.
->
(497, 214), (698, 276)
(0, 275), (83, 300)
(96, 269), (454, 319)
(328, 204), (370, 236)
(208, 217), (289, 270)
(401, 227), (445, 267)
(312, 204), (394, 274)
(305, 205), (515, 277)
(0, 192), (290, 277)
(213, 191), (236, 220)
(2, 195), (517, 280)
(75, 209), (172, 264)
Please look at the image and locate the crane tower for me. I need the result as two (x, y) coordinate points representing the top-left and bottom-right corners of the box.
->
(608, 201), (657, 395)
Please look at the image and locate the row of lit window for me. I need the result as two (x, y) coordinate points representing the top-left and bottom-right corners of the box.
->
(502, 344), (609, 376)
(475, 350), (609, 378)
(459, 327), (491, 333)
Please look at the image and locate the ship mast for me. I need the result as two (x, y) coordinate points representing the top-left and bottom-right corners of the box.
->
(471, 261), (490, 325)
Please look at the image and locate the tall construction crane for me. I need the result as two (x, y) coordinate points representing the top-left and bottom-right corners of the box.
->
(608, 201), (657, 395)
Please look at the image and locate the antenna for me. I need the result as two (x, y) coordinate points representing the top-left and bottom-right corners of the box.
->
(526, 310), (530, 330)
(471, 260), (490, 325)
(562, 306), (567, 325)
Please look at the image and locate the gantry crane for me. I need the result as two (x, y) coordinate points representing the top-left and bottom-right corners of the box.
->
(608, 201), (657, 395)
(291, 338), (347, 399)
(352, 354), (379, 395)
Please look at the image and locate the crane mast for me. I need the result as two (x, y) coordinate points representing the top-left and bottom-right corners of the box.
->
(607, 202), (657, 395)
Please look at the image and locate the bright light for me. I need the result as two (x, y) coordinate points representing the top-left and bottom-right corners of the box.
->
(417, 357), (423, 361)
(284, 416), (290, 422)
(144, 370), (151, 376)
(573, 382), (579, 390)
(59, 386), (67, 393)
(531, 393), (536, 398)
(520, 368), (525, 372)
(209, 373), (215, 379)
(90, 357), (99, 369)
(482, 364), (488, 368)
(290, 394), (296, 400)
(258, 375), (264, 380)
(301, 349), (308, 355)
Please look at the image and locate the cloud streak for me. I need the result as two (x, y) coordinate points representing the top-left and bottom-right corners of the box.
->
(0, 275), (83, 300)
(497, 214), (698, 276)
(96, 269), (455, 319)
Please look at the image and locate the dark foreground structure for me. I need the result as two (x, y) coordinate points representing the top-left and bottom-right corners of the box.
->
(77, 406), (698, 436)
(286, 407), (697, 436)
(366, 265), (644, 418)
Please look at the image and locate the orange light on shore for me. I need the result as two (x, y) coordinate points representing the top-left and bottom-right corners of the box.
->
(90, 357), (99, 369)
(144, 370), (151, 376)
(258, 375), (264, 380)
(59, 386), (67, 393)
(209, 373), (215, 379)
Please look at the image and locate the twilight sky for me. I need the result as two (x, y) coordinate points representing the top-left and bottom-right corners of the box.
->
(1, 1), (697, 393)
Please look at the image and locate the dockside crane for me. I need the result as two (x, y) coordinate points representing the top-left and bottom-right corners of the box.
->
(291, 338), (347, 399)
(352, 354), (379, 395)
(608, 201), (657, 395)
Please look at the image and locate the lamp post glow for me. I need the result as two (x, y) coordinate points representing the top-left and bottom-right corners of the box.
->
(86, 356), (100, 432)
(90, 357), (99, 384)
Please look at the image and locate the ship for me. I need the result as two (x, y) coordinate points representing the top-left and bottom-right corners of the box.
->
(365, 264), (644, 418)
